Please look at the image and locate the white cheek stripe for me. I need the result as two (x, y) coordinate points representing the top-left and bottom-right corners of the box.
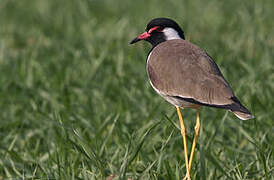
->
(162, 27), (182, 40)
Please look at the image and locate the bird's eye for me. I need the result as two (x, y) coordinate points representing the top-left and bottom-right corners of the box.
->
(156, 27), (164, 32)
(148, 26), (163, 33)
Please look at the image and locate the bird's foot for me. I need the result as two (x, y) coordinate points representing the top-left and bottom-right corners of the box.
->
(183, 174), (191, 180)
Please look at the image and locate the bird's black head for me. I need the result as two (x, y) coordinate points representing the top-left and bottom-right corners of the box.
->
(130, 18), (185, 47)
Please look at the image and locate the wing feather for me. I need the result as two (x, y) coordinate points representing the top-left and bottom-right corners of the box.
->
(147, 39), (235, 106)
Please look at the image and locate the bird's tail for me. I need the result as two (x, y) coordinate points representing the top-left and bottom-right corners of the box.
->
(230, 97), (254, 120)
(232, 109), (254, 120)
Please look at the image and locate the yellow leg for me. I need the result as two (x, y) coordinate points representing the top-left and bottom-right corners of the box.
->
(188, 107), (200, 171)
(176, 107), (191, 180)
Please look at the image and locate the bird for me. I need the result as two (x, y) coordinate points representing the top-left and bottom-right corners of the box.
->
(130, 17), (254, 180)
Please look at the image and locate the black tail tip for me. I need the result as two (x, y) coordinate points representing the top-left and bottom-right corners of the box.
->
(230, 96), (254, 120)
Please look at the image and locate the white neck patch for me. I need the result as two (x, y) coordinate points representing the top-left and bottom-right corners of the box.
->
(162, 27), (182, 40)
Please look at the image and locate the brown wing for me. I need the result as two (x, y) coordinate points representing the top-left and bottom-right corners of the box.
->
(147, 39), (235, 106)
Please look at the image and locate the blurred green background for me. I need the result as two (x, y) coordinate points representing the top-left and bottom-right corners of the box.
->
(0, 0), (273, 179)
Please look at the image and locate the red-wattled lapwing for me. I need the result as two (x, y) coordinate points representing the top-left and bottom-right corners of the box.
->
(130, 17), (254, 180)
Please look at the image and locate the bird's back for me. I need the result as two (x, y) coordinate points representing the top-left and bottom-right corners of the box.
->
(147, 39), (253, 120)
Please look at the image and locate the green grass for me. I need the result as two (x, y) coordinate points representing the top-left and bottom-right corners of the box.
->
(0, 0), (273, 179)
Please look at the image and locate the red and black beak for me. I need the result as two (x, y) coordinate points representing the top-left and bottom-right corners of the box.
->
(130, 31), (151, 44)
